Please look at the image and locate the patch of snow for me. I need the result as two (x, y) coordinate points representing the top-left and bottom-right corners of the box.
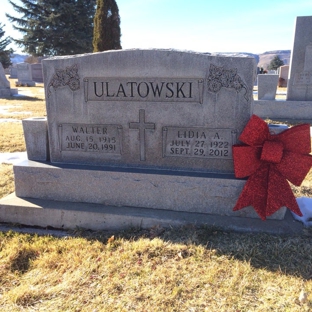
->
(0, 106), (15, 114)
(291, 197), (312, 227)
(12, 88), (43, 96)
(0, 105), (31, 117)
(0, 152), (27, 164)
(14, 90), (34, 97)
(0, 119), (21, 123)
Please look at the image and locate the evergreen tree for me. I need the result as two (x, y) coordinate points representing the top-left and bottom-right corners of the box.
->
(6, 0), (96, 56)
(93, 0), (122, 52)
(0, 23), (12, 69)
(268, 55), (284, 71)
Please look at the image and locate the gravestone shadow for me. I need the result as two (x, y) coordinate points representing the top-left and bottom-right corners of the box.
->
(66, 221), (312, 281)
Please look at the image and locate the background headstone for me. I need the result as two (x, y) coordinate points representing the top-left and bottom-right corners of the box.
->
(0, 63), (11, 97)
(287, 16), (312, 100)
(16, 62), (35, 86)
(9, 65), (18, 79)
(267, 70), (277, 74)
(257, 74), (279, 100)
(278, 65), (289, 87)
(30, 63), (44, 83)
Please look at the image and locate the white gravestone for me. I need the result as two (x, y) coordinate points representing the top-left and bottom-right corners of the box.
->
(43, 51), (253, 173)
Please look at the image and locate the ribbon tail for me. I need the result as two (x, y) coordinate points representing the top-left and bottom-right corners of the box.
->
(233, 164), (269, 220)
(267, 168), (303, 217)
(234, 165), (303, 220)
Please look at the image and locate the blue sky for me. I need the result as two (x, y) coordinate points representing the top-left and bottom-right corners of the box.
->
(1, 0), (312, 54)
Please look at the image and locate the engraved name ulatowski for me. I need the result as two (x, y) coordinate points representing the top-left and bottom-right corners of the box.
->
(84, 78), (204, 103)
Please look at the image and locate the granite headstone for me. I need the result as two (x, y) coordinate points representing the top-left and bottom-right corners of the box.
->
(287, 16), (312, 101)
(43, 50), (254, 174)
(9, 49), (287, 227)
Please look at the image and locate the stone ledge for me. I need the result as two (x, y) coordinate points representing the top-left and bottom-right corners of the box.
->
(254, 100), (312, 120)
(0, 193), (303, 234)
(13, 160), (286, 220)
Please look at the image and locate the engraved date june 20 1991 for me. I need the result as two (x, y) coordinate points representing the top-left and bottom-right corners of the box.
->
(163, 127), (237, 159)
(58, 123), (123, 155)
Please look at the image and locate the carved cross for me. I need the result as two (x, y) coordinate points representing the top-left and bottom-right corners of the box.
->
(129, 109), (155, 161)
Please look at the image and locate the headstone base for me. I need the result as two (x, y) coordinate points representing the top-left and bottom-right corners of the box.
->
(10, 88), (18, 95)
(12, 160), (286, 221)
(0, 89), (11, 97)
(0, 193), (300, 234)
(0, 88), (19, 97)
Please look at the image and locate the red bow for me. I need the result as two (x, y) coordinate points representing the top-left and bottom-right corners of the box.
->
(233, 115), (312, 220)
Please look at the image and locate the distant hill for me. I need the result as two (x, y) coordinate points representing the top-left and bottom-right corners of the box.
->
(212, 52), (260, 64)
(10, 53), (28, 64)
(257, 50), (291, 69)
(212, 50), (291, 69)
(9, 50), (291, 69)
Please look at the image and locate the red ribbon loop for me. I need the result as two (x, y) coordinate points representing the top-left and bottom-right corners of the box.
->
(233, 115), (312, 220)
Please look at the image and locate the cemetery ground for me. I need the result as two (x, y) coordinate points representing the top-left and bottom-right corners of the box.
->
(0, 79), (312, 311)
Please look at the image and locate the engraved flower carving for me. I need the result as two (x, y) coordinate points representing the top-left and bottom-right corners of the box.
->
(232, 75), (244, 92)
(207, 80), (222, 93)
(68, 78), (80, 91)
(207, 64), (249, 101)
(47, 64), (80, 97)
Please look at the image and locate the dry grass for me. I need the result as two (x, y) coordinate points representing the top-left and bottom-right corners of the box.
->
(0, 227), (312, 311)
(0, 123), (25, 153)
(0, 78), (46, 154)
(0, 84), (46, 121)
(293, 166), (312, 197)
(0, 99), (46, 120)
(0, 164), (14, 199)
